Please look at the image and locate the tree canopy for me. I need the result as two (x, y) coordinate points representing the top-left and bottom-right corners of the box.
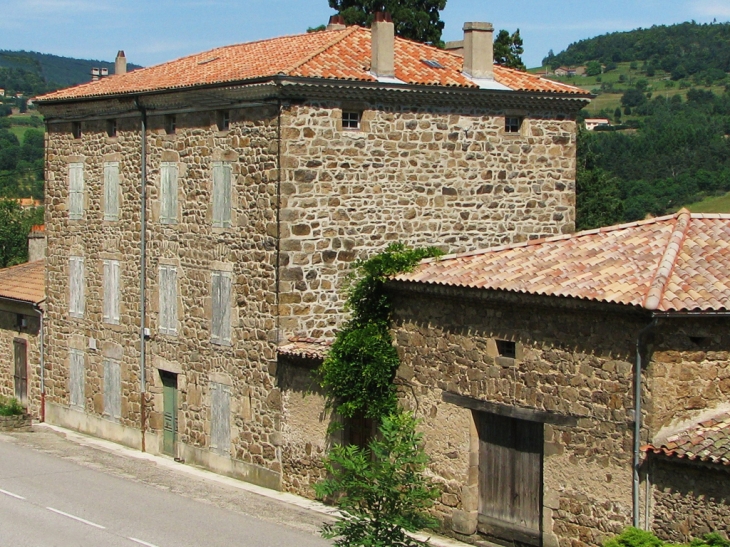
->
(493, 29), (525, 70)
(328, 0), (447, 45)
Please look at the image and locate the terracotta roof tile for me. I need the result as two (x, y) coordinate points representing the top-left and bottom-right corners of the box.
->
(0, 260), (45, 304)
(36, 28), (589, 102)
(644, 412), (730, 467)
(395, 210), (730, 313)
(277, 336), (331, 361)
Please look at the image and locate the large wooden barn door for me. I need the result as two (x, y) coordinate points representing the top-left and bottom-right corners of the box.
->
(13, 338), (27, 405)
(476, 412), (543, 546)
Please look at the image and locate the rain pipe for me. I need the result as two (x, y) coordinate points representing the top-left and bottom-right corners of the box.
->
(135, 98), (148, 452)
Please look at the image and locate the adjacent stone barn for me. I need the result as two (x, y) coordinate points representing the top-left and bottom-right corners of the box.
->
(34, 16), (590, 491)
(0, 260), (45, 420)
(389, 210), (730, 547)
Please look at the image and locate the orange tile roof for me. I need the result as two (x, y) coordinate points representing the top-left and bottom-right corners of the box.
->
(644, 412), (730, 467)
(0, 260), (45, 305)
(36, 27), (589, 102)
(278, 336), (332, 361)
(395, 210), (730, 313)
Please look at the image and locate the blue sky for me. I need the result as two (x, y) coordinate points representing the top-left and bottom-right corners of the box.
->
(2, 0), (730, 69)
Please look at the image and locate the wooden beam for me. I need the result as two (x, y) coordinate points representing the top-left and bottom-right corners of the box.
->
(478, 514), (541, 546)
(442, 391), (579, 427)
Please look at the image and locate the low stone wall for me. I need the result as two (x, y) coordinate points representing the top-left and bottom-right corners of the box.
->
(0, 413), (32, 432)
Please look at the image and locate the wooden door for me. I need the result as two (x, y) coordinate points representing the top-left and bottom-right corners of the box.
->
(476, 412), (543, 546)
(161, 372), (178, 457)
(13, 339), (27, 405)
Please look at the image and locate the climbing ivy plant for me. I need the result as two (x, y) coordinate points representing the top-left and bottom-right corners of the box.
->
(318, 242), (443, 421)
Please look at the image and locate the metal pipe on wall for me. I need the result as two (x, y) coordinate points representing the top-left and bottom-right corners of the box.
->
(135, 99), (148, 452)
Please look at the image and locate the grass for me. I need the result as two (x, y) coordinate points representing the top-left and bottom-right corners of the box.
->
(0, 396), (25, 416)
(684, 192), (730, 214)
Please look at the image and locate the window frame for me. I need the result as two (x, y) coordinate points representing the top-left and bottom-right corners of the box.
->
(103, 259), (121, 325)
(504, 116), (523, 134)
(160, 162), (179, 225)
(212, 161), (232, 228)
(68, 162), (84, 220)
(342, 111), (361, 130)
(69, 256), (85, 319)
(158, 264), (178, 336)
(103, 161), (120, 221)
(211, 270), (232, 345)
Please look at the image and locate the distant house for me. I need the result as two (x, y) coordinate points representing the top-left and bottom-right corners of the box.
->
(14, 197), (43, 209)
(585, 118), (611, 130)
(0, 89), (5, 97)
(390, 209), (730, 546)
(554, 66), (576, 76)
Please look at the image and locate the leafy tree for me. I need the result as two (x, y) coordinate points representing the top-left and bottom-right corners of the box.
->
(0, 200), (43, 267)
(315, 411), (440, 547)
(621, 88), (647, 108)
(493, 29), (525, 70)
(328, 0), (447, 45)
(586, 61), (602, 77)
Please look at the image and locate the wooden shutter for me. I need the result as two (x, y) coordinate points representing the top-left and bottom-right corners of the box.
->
(69, 162), (84, 220)
(211, 271), (231, 345)
(69, 349), (85, 408)
(210, 382), (231, 454)
(104, 161), (120, 221)
(69, 256), (85, 318)
(212, 162), (232, 228)
(103, 359), (121, 419)
(159, 265), (177, 335)
(160, 162), (178, 224)
(103, 260), (120, 324)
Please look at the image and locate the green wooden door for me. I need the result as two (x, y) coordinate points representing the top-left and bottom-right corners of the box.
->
(161, 372), (177, 457)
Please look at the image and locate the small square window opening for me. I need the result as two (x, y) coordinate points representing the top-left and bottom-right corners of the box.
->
(216, 111), (230, 131)
(505, 116), (522, 133)
(106, 119), (117, 138)
(496, 339), (517, 359)
(72, 122), (82, 139)
(342, 111), (361, 130)
(165, 114), (176, 135)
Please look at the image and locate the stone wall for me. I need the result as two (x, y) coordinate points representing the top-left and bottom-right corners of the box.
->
(0, 307), (42, 419)
(651, 459), (730, 542)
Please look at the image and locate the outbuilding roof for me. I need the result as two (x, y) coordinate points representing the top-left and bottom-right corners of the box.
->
(644, 413), (730, 467)
(0, 260), (45, 305)
(394, 209), (730, 313)
(36, 27), (589, 102)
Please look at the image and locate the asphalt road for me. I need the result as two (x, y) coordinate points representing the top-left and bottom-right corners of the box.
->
(0, 428), (331, 547)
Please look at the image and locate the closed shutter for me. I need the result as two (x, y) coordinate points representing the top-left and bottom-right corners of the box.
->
(160, 162), (178, 224)
(103, 359), (121, 419)
(104, 161), (120, 221)
(69, 349), (85, 408)
(212, 162), (232, 228)
(69, 256), (85, 318)
(211, 271), (232, 345)
(103, 260), (120, 324)
(69, 162), (84, 220)
(210, 382), (231, 455)
(159, 265), (177, 335)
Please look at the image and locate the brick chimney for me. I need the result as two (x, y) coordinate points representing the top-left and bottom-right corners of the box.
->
(462, 22), (494, 80)
(327, 15), (346, 31)
(371, 12), (395, 78)
(115, 50), (127, 75)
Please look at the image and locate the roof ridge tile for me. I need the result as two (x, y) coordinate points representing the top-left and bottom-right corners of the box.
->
(283, 26), (360, 75)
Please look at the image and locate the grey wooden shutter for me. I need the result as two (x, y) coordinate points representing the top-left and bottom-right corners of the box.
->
(69, 162), (84, 220)
(69, 349), (85, 408)
(103, 359), (121, 419)
(69, 256), (85, 318)
(104, 162), (120, 221)
(160, 162), (178, 224)
(159, 265), (177, 335)
(210, 382), (231, 455)
(103, 260), (120, 324)
(211, 271), (231, 345)
(212, 162), (232, 228)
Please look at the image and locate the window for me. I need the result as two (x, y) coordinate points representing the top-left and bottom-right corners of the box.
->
(496, 339), (516, 359)
(160, 162), (179, 224)
(69, 349), (85, 409)
(68, 162), (84, 220)
(106, 119), (117, 138)
(212, 162), (232, 228)
(103, 358), (121, 420)
(164, 114), (176, 135)
(69, 256), (85, 318)
(103, 259), (120, 325)
(505, 116), (523, 134)
(158, 265), (177, 335)
(342, 111), (361, 130)
(71, 122), (82, 139)
(103, 161), (120, 221)
(216, 110), (230, 131)
(210, 382), (231, 455)
(211, 271), (232, 345)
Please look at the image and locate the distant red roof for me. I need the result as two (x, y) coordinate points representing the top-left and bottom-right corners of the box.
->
(0, 260), (45, 305)
(644, 412), (730, 467)
(36, 27), (589, 102)
(394, 210), (730, 313)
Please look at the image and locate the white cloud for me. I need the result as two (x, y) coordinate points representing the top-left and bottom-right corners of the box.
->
(692, 0), (730, 17)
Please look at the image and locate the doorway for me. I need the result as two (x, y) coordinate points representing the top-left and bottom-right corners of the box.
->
(160, 371), (178, 457)
(13, 339), (27, 406)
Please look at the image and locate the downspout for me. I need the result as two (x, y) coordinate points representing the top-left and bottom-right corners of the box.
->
(33, 303), (44, 422)
(633, 317), (657, 528)
(135, 98), (148, 452)
(275, 100), (282, 344)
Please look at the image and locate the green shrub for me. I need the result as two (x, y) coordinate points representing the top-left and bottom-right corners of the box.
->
(605, 528), (730, 547)
(0, 396), (25, 416)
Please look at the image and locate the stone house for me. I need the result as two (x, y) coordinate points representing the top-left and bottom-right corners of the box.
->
(389, 209), (730, 546)
(34, 17), (590, 492)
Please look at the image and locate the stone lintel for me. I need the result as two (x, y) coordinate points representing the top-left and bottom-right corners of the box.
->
(442, 391), (579, 426)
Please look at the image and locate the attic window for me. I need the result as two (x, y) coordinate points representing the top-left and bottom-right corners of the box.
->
(72, 122), (82, 139)
(106, 119), (117, 138)
(496, 339), (517, 359)
(422, 59), (445, 69)
(216, 110), (230, 131)
(342, 111), (361, 130)
(165, 114), (176, 135)
(505, 116), (523, 133)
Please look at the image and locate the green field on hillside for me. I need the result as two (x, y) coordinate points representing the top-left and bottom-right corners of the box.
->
(685, 192), (730, 214)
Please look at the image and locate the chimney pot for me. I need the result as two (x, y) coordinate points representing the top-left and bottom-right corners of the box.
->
(371, 12), (395, 78)
(115, 50), (127, 75)
(462, 22), (494, 80)
(327, 14), (347, 31)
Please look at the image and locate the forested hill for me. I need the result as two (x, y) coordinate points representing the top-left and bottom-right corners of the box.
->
(543, 22), (730, 78)
(0, 50), (143, 95)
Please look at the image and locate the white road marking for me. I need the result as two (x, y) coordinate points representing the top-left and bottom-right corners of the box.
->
(0, 488), (25, 500)
(46, 507), (106, 529)
(128, 538), (160, 547)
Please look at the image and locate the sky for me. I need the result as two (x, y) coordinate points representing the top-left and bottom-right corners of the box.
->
(2, 0), (730, 69)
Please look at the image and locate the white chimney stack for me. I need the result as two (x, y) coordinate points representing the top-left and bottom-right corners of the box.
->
(115, 50), (127, 75)
(462, 22), (494, 80)
(371, 12), (395, 78)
